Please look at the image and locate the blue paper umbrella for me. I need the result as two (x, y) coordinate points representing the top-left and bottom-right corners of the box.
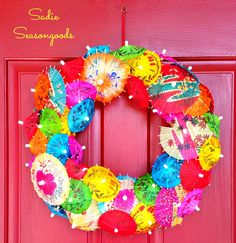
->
(48, 67), (66, 114)
(46, 203), (68, 219)
(68, 98), (95, 133)
(47, 134), (71, 165)
(84, 45), (110, 58)
(152, 153), (183, 188)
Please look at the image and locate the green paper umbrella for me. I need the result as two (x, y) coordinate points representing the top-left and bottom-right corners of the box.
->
(111, 44), (146, 61)
(39, 108), (62, 138)
(204, 112), (220, 138)
(134, 174), (160, 206)
(61, 179), (92, 214)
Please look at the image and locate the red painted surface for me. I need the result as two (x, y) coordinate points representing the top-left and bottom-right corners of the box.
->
(1, 1), (236, 243)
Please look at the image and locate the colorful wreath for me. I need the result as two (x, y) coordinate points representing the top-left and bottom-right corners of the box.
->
(19, 44), (222, 236)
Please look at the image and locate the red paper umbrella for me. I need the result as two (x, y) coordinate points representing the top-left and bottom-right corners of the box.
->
(98, 210), (137, 236)
(19, 111), (40, 140)
(180, 159), (211, 191)
(60, 57), (84, 83)
(125, 76), (150, 108)
(65, 159), (88, 180)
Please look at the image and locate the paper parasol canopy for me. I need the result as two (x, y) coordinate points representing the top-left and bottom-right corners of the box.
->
(61, 179), (92, 214)
(67, 200), (101, 231)
(60, 106), (71, 135)
(149, 63), (200, 115)
(134, 174), (160, 206)
(34, 74), (51, 110)
(22, 110), (40, 139)
(48, 67), (66, 114)
(117, 175), (137, 189)
(68, 98), (95, 133)
(29, 129), (48, 156)
(31, 153), (69, 205)
(65, 159), (88, 180)
(185, 84), (214, 116)
(199, 136), (221, 171)
(152, 153), (183, 188)
(66, 80), (97, 108)
(131, 203), (156, 233)
(125, 76), (150, 108)
(111, 44), (146, 61)
(47, 134), (71, 165)
(46, 203), (68, 219)
(98, 210), (137, 236)
(204, 112), (221, 138)
(68, 136), (83, 163)
(81, 53), (129, 103)
(128, 50), (161, 86)
(60, 57), (84, 83)
(160, 116), (214, 160)
(39, 108), (62, 138)
(178, 189), (202, 217)
(155, 188), (179, 228)
(85, 45), (110, 58)
(83, 166), (120, 202)
(180, 159), (211, 191)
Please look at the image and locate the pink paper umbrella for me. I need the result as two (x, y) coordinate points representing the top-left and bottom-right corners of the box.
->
(66, 80), (97, 108)
(68, 136), (83, 164)
(177, 189), (202, 217)
(155, 188), (178, 228)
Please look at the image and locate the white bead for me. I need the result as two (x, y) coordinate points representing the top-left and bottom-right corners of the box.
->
(163, 164), (168, 169)
(125, 40), (129, 46)
(71, 224), (76, 229)
(220, 154), (224, 158)
(114, 228), (119, 233)
(37, 124), (42, 128)
(50, 213), (55, 218)
(25, 163), (29, 167)
(97, 79), (104, 85)
(152, 183), (156, 188)
(122, 195), (128, 201)
(171, 82), (176, 87)
(195, 206), (200, 211)
(84, 116), (90, 121)
(148, 230), (152, 235)
(38, 180), (45, 186)
(128, 95), (133, 99)
(188, 66), (192, 70)
(86, 45), (91, 50)
(60, 60), (65, 65)
(30, 88), (36, 92)
(82, 146), (86, 150)
(183, 128), (188, 134)
(219, 116), (223, 120)
(152, 109), (158, 113)
(162, 49), (167, 54)
(25, 144), (30, 148)
(18, 120), (24, 125)
(198, 173), (204, 178)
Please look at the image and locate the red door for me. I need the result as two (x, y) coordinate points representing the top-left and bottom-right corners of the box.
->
(1, 1), (236, 243)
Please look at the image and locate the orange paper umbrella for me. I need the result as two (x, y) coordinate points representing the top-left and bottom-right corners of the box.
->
(81, 53), (129, 103)
(28, 129), (48, 156)
(34, 74), (51, 110)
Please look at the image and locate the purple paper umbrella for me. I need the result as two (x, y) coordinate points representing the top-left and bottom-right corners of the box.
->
(66, 80), (97, 108)
(155, 188), (179, 228)
(177, 189), (202, 218)
(68, 136), (83, 164)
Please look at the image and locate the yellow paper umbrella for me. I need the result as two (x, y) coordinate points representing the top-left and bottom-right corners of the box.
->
(130, 203), (157, 233)
(31, 153), (70, 205)
(60, 106), (72, 135)
(83, 166), (120, 202)
(171, 203), (183, 227)
(199, 136), (221, 171)
(128, 50), (161, 86)
(29, 129), (48, 156)
(67, 200), (101, 231)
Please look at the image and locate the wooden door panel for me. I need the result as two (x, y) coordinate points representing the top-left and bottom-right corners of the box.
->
(6, 59), (234, 243)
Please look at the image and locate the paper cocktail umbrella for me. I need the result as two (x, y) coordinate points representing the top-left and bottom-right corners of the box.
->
(154, 188), (178, 227)
(66, 80), (97, 108)
(149, 63), (200, 114)
(81, 53), (129, 103)
(65, 159), (88, 180)
(177, 189), (202, 217)
(152, 153), (183, 188)
(185, 84), (214, 116)
(61, 179), (92, 214)
(29, 129), (48, 156)
(84, 45), (110, 58)
(128, 50), (161, 86)
(125, 76), (150, 108)
(34, 74), (51, 110)
(203, 112), (221, 138)
(21, 110), (40, 139)
(111, 44), (146, 61)
(60, 106), (71, 135)
(160, 116), (214, 160)
(180, 159), (211, 191)
(47, 134), (71, 165)
(31, 153), (69, 205)
(68, 136), (83, 163)
(67, 200), (101, 231)
(46, 203), (68, 219)
(83, 165), (120, 202)
(68, 98), (95, 133)
(134, 174), (160, 206)
(39, 108), (62, 138)
(98, 210), (137, 236)
(48, 67), (66, 113)
(199, 136), (221, 171)
(117, 175), (137, 190)
(60, 57), (84, 83)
